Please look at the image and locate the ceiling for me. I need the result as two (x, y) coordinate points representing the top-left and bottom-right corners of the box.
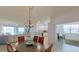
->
(0, 6), (78, 25)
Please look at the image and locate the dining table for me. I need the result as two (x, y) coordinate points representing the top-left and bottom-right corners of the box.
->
(16, 40), (45, 52)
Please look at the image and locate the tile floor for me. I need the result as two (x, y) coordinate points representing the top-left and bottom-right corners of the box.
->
(55, 39), (79, 52)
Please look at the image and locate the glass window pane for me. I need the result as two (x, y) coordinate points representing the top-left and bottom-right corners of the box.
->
(18, 27), (25, 34)
(63, 25), (71, 33)
(37, 24), (48, 30)
(2, 26), (15, 35)
(71, 24), (79, 33)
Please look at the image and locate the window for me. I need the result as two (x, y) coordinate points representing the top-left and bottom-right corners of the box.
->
(18, 27), (25, 34)
(63, 24), (79, 34)
(2, 26), (15, 35)
(71, 24), (79, 33)
(63, 25), (71, 33)
(37, 24), (48, 30)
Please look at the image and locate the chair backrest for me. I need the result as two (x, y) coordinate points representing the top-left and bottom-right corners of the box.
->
(6, 44), (14, 52)
(38, 37), (44, 45)
(45, 44), (53, 52)
(33, 36), (38, 43)
(18, 36), (25, 44)
(6, 44), (18, 52)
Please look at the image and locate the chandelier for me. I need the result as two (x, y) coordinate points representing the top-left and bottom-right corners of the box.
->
(25, 6), (34, 32)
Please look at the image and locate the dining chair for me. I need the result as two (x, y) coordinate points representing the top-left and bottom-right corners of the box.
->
(33, 36), (38, 43)
(38, 37), (44, 45)
(6, 43), (18, 52)
(18, 36), (25, 44)
(45, 44), (53, 52)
